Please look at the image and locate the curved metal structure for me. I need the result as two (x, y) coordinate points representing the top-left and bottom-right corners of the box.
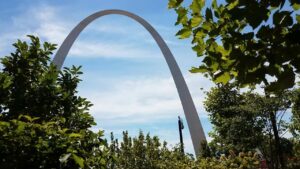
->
(52, 9), (206, 155)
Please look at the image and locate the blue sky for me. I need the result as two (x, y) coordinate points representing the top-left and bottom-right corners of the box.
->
(0, 0), (217, 154)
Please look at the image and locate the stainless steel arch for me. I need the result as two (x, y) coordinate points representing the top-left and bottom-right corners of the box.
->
(52, 9), (206, 155)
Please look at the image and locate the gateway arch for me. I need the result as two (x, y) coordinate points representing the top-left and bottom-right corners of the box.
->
(52, 9), (206, 155)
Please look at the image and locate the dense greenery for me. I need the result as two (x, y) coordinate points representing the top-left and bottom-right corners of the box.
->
(105, 131), (261, 169)
(204, 85), (300, 169)
(0, 36), (107, 168)
(169, 0), (300, 168)
(168, 0), (300, 92)
(289, 88), (300, 159)
(290, 88), (300, 139)
(204, 85), (266, 152)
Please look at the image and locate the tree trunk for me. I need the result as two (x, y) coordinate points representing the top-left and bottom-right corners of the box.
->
(270, 111), (285, 169)
(268, 129), (275, 169)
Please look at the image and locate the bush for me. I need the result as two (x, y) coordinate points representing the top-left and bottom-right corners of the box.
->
(0, 36), (107, 169)
(106, 131), (260, 169)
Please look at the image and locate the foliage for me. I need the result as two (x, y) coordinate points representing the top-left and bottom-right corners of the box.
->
(169, 0), (300, 92)
(0, 115), (106, 169)
(105, 131), (261, 169)
(0, 36), (107, 168)
(290, 88), (300, 139)
(204, 85), (300, 168)
(199, 140), (212, 158)
(204, 85), (266, 152)
(106, 131), (194, 169)
(196, 151), (260, 169)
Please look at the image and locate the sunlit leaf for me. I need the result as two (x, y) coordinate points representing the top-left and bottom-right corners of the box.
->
(214, 71), (231, 84)
(72, 154), (84, 168)
(296, 14), (300, 23)
(191, 16), (202, 27)
(69, 133), (83, 138)
(292, 3), (300, 10)
(190, 0), (205, 14)
(227, 0), (239, 10)
(168, 0), (183, 9)
(176, 7), (188, 25)
(190, 66), (208, 73)
(176, 28), (192, 39)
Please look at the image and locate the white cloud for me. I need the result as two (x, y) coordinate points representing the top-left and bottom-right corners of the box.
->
(0, 4), (69, 56)
(81, 72), (213, 154)
(88, 21), (146, 37)
(85, 77), (181, 121)
(0, 4), (165, 59)
(80, 73), (213, 125)
(70, 40), (160, 59)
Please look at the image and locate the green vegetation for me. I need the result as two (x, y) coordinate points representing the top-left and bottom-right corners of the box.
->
(105, 131), (261, 169)
(169, 0), (300, 168)
(168, 0), (300, 92)
(0, 36), (107, 168)
(204, 85), (300, 168)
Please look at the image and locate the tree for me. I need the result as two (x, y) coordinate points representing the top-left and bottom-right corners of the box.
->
(290, 88), (300, 139)
(204, 85), (297, 168)
(290, 88), (300, 159)
(204, 85), (266, 153)
(168, 0), (300, 92)
(0, 36), (107, 168)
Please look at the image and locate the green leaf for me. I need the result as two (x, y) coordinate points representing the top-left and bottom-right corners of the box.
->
(100, 158), (106, 165)
(212, 0), (218, 10)
(175, 7), (188, 25)
(18, 115), (33, 122)
(273, 11), (293, 26)
(16, 122), (26, 133)
(205, 8), (213, 20)
(227, 0), (239, 10)
(257, 25), (272, 40)
(202, 22), (212, 31)
(191, 16), (202, 27)
(266, 65), (295, 91)
(176, 28), (192, 39)
(190, 0), (205, 14)
(0, 74), (12, 89)
(69, 133), (83, 138)
(192, 43), (205, 56)
(0, 121), (10, 127)
(214, 72), (231, 84)
(168, 0), (183, 9)
(190, 66), (208, 73)
(72, 154), (84, 168)
(292, 3), (300, 10)
(195, 30), (206, 39)
(242, 4), (269, 29)
(296, 15), (300, 23)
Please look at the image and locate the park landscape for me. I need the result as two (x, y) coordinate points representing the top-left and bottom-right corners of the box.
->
(0, 0), (300, 169)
